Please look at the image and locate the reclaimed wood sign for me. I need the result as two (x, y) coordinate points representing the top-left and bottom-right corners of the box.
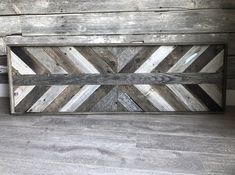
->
(8, 45), (226, 114)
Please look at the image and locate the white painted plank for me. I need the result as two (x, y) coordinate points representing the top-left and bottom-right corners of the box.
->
(135, 85), (175, 111)
(25, 47), (67, 74)
(198, 50), (224, 107)
(14, 86), (35, 107)
(133, 46), (176, 111)
(200, 50), (224, 73)
(200, 84), (222, 107)
(10, 50), (36, 106)
(167, 84), (208, 111)
(27, 86), (67, 112)
(59, 47), (99, 74)
(135, 46), (175, 73)
(11, 51), (35, 75)
(168, 46), (209, 73)
(60, 85), (100, 112)
(24, 47), (68, 112)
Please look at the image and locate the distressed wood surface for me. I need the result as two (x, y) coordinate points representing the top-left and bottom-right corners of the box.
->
(21, 10), (235, 36)
(0, 16), (21, 36)
(12, 73), (223, 86)
(8, 45), (225, 113)
(1, 0), (235, 15)
(0, 38), (6, 55)
(3, 34), (235, 55)
(0, 98), (235, 174)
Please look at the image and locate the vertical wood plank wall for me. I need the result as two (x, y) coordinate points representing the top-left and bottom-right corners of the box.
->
(0, 0), (235, 105)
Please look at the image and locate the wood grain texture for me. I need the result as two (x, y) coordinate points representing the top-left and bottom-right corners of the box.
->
(8, 45), (225, 113)
(21, 10), (235, 36)
(1, 0), (235, 15)
(0, 98), (235, 174)
(0, 38), (6, 55)
(0, 16), (21, 36)
(12, 73), (223, 86)
(4, 34), (235, 55)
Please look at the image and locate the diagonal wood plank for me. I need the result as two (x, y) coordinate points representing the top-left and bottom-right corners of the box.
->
(76, 85), (116, 112)
(59, 47), (100, 74)
(75, 47), (117, 73)
(118, 91), (143, 112)
(27, 86), (67, 112)
(59, 85), (100, 112)
(135, 46), (175, 73)
(10, 50), (36, 106)
(25, 47), (68, 112)
(166, 84), (208, 111)
(199, 50), (224, 107)
(135, 85), (175, 111)
(167, 46), (209, 73)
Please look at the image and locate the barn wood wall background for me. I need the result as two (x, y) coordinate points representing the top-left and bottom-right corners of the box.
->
(0, 0), (235, 105)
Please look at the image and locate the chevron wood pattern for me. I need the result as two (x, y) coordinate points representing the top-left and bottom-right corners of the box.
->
(8, 45), (226, 114)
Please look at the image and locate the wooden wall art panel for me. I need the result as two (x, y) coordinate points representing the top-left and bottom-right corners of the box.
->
(8, 45), (226, 114)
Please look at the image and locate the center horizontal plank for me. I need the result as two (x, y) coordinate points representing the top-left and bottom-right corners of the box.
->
(13, 73), (223, 86)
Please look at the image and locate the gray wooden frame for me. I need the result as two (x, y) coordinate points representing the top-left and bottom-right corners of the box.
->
(6, 36), (228, 115)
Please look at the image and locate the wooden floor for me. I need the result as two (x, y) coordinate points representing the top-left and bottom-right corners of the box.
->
(0, 98), (235, 175)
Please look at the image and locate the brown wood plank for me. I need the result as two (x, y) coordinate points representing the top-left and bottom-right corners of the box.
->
(43, 85), (83, 112)
(76, 47), (117, 73)
(119, 86), (159, 112)
(15, 86), (50, 113)
(21, 10), (235, 36)
(12, 73), (223, 86)
(11, 47), (50, 75)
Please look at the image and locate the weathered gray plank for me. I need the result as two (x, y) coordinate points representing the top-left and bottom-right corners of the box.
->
(0, 16), (21, 36)
(32, 116), (235, 138)
(21, 10), (235, 36)
(1, 0), (235, 15)
(0, 157), (193, 175)
(0, 38), (6, 55)
(137, 134), (235, 154)
(5, 34), (229, 46)
(0, 56), (7, 77)
(199, 153), (235, 175)
(12, 73), (223, 86)
(0, 138), (205, 174)
(4, 34), (235, 55)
